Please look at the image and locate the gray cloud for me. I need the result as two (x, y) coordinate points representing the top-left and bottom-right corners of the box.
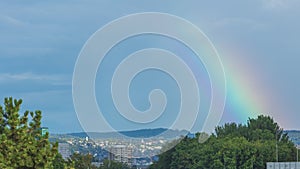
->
(261, 0), (299, 10)
(0, 72), (70, 86)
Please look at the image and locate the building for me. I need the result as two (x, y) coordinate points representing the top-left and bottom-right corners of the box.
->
(108, 145), (133, 166)
(267, 162), (300, 169)
(58, 143), (71, 160)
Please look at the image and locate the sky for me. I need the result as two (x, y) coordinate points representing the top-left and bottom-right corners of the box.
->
(0, 1), (300, 133)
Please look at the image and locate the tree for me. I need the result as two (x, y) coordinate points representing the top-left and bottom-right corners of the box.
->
(0, 97), (58, 168)
(150, 115), (297, 169)
(52, 153), (66, 169)
(68, 153), (98, 169)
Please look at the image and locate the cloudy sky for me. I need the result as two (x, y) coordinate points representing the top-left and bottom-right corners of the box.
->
(1, 1), (300, 133)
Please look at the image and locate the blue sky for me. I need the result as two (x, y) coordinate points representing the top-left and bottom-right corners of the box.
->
(1, 1), (300, 133)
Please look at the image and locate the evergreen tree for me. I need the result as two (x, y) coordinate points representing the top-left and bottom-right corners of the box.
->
(0, 97), (58, 169)
(52, 153), (66, 169)
(68, 153), (97, 169)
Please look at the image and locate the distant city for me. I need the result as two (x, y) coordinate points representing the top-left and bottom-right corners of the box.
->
(51, 128), (300, 168)
(51, 128), (189, 168)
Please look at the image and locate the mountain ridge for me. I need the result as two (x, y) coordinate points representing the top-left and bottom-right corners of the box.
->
(52, 128), (190, 139)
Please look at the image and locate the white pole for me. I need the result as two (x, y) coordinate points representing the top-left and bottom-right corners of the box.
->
(297, 145), (299, 162)
(276, 142), (278, 162)
(276, 129), (278, 162)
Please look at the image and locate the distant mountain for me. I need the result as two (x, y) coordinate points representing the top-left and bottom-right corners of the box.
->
(58, 128), (189, 139)
(285, 130), (300, 145)
(52, 129), (300, 143)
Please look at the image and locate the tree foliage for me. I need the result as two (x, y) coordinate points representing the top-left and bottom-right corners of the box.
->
(60, 153), (131, 169)
(52, 153), (67, 169)
(150, 115), (297, 169)
(0, 97), (58, 169)
(67, 153), (97, 169)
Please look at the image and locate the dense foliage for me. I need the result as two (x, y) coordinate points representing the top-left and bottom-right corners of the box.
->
(0, 97), (132, 169)
(68, 153), (97, 169)
(52, 153), (132, 169)
(52, 154), (68, 169)
(0, 97), (58, 169)
(150, 115), (297, 169)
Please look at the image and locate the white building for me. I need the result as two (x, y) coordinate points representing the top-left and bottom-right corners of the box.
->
(108, 145), (133, 166)
(267, 162), (300, 169)
(58, 143), (71, 160)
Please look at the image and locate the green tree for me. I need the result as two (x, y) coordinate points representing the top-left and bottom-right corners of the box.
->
(68, 153), (97, 169)
(52, 153), (66, 169)
(247, 115), (284, 141)
(150, 115), (297, 169)
(0, 97), (58, 169)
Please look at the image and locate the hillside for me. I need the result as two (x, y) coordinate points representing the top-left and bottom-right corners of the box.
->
(55, 128), (189, 139)
(51, 129), (300, 145)
(285, 130), (300, 145)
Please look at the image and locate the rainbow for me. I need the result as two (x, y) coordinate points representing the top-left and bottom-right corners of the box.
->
(220, 46), (272, 125)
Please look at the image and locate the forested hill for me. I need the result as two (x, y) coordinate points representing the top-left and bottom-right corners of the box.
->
(285, 130), (300, 145)
(52, 129), (300, 143)
(56, 128), (189, 139)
